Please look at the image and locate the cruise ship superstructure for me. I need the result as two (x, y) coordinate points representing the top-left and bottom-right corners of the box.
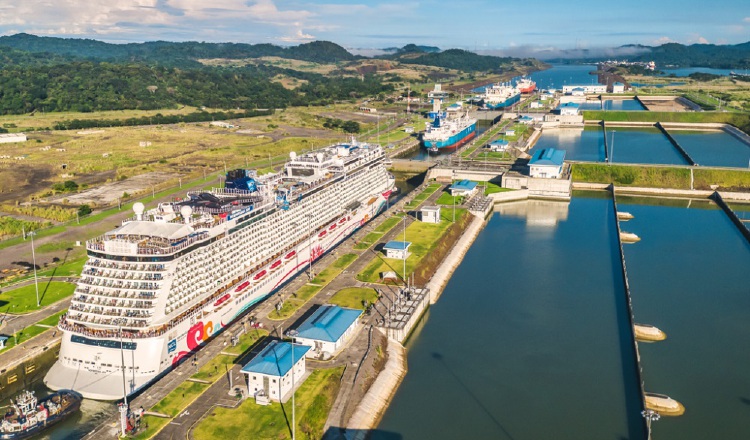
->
(45, 142), (395, 400)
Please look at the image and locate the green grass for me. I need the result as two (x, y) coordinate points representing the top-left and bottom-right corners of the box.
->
(222, 328), (271, 356)
(329, 287), (378, 310)
(353, 215), (403, 250)
(435, 192), (464, 206)
(357, 208), (466, 283)
(0, 281), (75, 313)
(693, 169), (750, 191)
(193, 367), (344, 440)
(582, 110), (749, 127)
(572, 163), (691, 188)
(126, 415), (171, 440)
(404, 183), (442, 210)
(34, 241), (77, 253)
(484, 181), (512, 195)
(0, 310), (66, 353)
(268, 253), (358, 320)
(151, 381), (210, 417)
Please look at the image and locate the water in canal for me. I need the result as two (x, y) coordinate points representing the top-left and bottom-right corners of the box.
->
(374, 194), (645, 440)
(579, 99), (647, 111)
(668, 130), (750, 168)
(530, 64), (600, 90)
(401, 122), (490, 161)
(532, 126), (605, 162)
(606, 126), (689, 166)
(616, 196), (750, 440)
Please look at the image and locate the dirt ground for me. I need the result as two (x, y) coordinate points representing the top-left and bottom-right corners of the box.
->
(46, 171), (175, 206)
(638, 98), (692, 112)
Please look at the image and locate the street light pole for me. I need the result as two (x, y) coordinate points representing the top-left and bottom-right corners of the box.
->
(402, 212), (407, 287)
(610, 129), (616, 165)
(29, 232), (40, 307)
(641, 409), (660, 440)
(287, 330), (299, 440)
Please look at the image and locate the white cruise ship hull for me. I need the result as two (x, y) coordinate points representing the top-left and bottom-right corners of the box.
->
(45, 190), (391, 400)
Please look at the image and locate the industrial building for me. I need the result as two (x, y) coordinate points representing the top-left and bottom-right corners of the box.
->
(529, 148), (566, 179)
(383, 241), (412, 260)
(241, 341), (310, 403)
(293, 305), (363, 358)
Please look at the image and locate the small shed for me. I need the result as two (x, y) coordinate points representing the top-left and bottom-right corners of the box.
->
(420, 206), (441, 224)
(383, 241), (412, 260)
(529, 148), (566, 179)
(294, 305), (363, 357)
(612, 82), (625, 93)
(449, 180), (478, 197)
(241, 341), (310, 402)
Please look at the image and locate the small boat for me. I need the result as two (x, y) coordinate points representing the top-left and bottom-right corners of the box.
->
(270, 260), (282, 271)
(617, 211), (634, 221)
(0, 390), (82, 440)
(253, 270), (267, 281)
(644, 392), (685, 416)
(234, 281), (250, 293)
(428, 146), (439, 153)
(318, 230), (327, 238)
(329, 223), (337, 231)
(634, 323), (667, 342)
(620, 232), (641, 243)
(213, 294), (231, 307)
(284, 251), (296, 260)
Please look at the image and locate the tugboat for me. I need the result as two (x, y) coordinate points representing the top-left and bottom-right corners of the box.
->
(0, 390), (82, 439)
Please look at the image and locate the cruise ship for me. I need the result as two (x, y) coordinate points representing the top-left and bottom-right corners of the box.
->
(44, 142), (395, 400)
(480, 82), (521, 109)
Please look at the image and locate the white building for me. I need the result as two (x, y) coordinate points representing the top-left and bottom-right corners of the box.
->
(293, 305), (363, 358)
(420, 206), (441, 223)
(611, 82), (626, 93)
(241, 341), (310, 402)
(383, 241), (411, 260)
(529, 101), (544, 109)
(558, 102), (581, 116)
(0, 133), (27, 144)
(562, 84), (607, 94)
(428, 83), (450, 101)
(449, 180), (478, 197)
(529, 148), (566, 179)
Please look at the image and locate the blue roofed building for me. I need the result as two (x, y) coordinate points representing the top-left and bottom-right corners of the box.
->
(241, 340), (310, 402)
(383, 240), (412, 260)
(558, 102), (580, 116)
(294, 305), (363, 357)
(529, 148), (566, 178)
(449, 179), (478, 197)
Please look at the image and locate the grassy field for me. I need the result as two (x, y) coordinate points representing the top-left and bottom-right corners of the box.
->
(151, 381), (211, 417)
(191, 329), (269, 382)
(435, 192), (465, 206)
(0, 310), (66, 354)
(484, 181), (512, 195)
(693, 169), (750, 191)
(571, 164), (691, 188)
(353, 215), (403, 250)
(329, 287), (378, 310)
(0, 281), (75, 313)
(192, 367), (344, 440)
(268, 253), (358, 320)
(127, 415), (171, 440)
(1, 256), (86, 287)
(404, 183), (442, 210)
(357, 208), (466, 284)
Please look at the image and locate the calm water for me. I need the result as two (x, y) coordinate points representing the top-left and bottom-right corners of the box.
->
(402, 124), (489, 161)
(532, 126), (605, 162)
(668, 130), (750, 168)
(659, 67), (734, 77)
(530, 64), (599, 90)
(617, 196), (750, 440)
(607, 127), (688, 165)
(579, 99), (647, 111)
(375, 195), (645, 440)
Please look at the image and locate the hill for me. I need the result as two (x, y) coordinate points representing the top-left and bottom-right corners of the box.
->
(384, 48), (525, 72)
(630, 41), (750, 69)
(0, 33), (357, 66)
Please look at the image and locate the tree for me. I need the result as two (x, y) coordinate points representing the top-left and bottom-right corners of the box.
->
(78, 204), (92, 216)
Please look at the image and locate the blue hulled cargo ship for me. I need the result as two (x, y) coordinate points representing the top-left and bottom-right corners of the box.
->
(421, 113), (477, 150)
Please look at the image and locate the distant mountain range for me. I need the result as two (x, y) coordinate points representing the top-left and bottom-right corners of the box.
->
(563, 41), (750, 69)
(0, 33), (357, 66)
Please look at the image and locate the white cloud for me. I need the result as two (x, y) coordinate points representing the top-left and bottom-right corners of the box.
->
(743, 17), (750, 23)
(278, 29), (316, 42)
(652, 36), (675, 45)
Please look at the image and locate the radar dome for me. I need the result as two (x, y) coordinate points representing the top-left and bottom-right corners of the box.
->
(133, 202), (145, 220)
(290, 151), (297, 160)
(180, 205), (193, 220)
(316, 153), (324, 163)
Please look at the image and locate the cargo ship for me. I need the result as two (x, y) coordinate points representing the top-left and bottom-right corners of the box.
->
(44, 141), (395, 400)
(0, 390), (82, 439)
(421, 108), (477, 150)
(515, 77), (537, 94)
(480, 82), (521, 109)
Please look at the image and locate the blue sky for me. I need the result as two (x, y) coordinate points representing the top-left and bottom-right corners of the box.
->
(0, 0), (748, 54)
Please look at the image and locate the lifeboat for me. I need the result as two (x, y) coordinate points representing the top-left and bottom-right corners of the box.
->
(318, 230), (327, 238)
(338, 218), (346, 225)
(253, 270), (267, 281)
(235, 281), (250, 293)
(329, 223), (337, 231)
(285, 251), (296, 260)
(270, 260), (282, 271)
(214, 294), (231, 307)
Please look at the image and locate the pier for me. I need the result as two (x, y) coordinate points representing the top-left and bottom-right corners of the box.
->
(655, 122), (698, 166)
(710, 191), (750, 244)
(610, 186), (649, 439)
